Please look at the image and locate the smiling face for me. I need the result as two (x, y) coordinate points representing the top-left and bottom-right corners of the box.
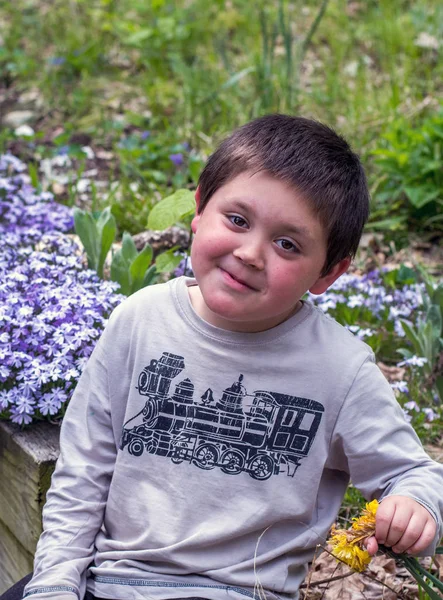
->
(189, 171), (350, 332)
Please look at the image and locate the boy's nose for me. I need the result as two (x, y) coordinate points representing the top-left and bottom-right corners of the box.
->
(233, 241), (265, 270)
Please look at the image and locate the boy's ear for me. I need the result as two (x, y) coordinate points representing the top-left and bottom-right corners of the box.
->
(195, 186), (201, 210)
(309, 257), (351, 295)
(191, 186), (201, 234)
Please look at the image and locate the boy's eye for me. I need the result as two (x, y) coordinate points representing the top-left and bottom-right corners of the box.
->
(276, 238), (298, 253)
(228, 215), (248, 228)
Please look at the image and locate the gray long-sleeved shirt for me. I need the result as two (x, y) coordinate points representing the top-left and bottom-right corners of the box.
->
(24, 277), (443, 600)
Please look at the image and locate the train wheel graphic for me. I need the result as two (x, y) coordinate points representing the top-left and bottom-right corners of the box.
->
(171, 442), (187, 464)
(248, 454), (274, 480)
(220, 449), (245, 475)
(194, 443), (218, 470)
(128, 438), (144, 457)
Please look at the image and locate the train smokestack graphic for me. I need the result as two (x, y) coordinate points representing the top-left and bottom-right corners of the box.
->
(121, 352), (324, 480)
(137, 352), (185, 398)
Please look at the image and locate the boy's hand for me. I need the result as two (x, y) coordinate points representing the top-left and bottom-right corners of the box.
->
(365, 495), (436, 556)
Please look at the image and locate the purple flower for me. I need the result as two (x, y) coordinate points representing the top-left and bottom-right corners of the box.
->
(0, 154), (125, 425)
(169, 153), (184, 167)
(391, 381), (409, 394)
(141, 131), (151, 140)
(404, 400), (419, 411)
(422, 407), (437, 422)
(48, 57), (66, 66)
(56, 145), (70, 156)
(173, 256), (193, 278)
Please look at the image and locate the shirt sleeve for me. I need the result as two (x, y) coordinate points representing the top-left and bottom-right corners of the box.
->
(23, 333), (116, 600)
(328, 355), (443, 555)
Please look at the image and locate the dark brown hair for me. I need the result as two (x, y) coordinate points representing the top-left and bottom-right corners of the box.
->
(197, 114), (370, 275)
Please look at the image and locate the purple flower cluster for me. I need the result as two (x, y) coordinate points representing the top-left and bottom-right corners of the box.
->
(0, 155), (124, 425)
(308, 270), (442, 424)
(0, 155), (74, 243)
(309, 269), (424, 340)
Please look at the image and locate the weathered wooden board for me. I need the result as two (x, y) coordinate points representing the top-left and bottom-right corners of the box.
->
(0, 518), (34, 593)
(0, 421), (60, 593)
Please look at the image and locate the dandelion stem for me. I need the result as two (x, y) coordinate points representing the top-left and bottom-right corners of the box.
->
(299, 568), (355, 588)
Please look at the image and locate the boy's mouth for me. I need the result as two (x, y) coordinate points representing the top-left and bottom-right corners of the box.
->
(219, 267), (258, 291)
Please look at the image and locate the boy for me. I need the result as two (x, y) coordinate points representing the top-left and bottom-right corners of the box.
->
(22, 115), (442, 600)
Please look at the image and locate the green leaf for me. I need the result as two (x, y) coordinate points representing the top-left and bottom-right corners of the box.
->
(218, 66), (255, 92)
(129, 244), (154, 292)
(427, 304), (442, 339)
(431, 284), (443, 313)
(126, 28), (153, 46)
(121, 232), (138, 262)
(366, 216), (406, 231)
(142, 264), (158, 287)
(404, 185), (440, 209)
(110, 252), (131, 296)
(399, 319), (422, 356)
(147, 189), (195, 230)
(155, 248), (183, 273)
(96, 207), (117, 278)
(28, 162), (39, 189)
(397, 265), (417, 285)
(73, 208), (99, 270)
(403, 556), (443, 593)
(435, 375), (443, 403)
(189, 157), (203, 185)
(421, 320), (434, 363)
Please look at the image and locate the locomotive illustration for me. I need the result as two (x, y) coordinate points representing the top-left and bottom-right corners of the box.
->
(120, 352), (324, 480)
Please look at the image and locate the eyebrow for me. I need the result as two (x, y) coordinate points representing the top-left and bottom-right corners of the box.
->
(227, 198), (313, 240)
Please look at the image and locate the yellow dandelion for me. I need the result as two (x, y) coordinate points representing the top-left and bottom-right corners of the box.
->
(364, 499), (379, 518)
(327, 499), (379, 572)
(330, 536), (372, 572)
(350, 498), (379, 542)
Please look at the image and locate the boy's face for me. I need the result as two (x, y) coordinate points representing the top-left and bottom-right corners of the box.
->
(189, 171), (349, 332)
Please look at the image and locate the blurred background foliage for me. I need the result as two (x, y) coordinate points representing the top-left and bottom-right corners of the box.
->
(1, 0), (442, 240)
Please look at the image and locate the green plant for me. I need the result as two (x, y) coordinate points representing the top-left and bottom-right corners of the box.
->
(382, 546), (443, 600)
(338, 485), (366, 527)
(370, 109), (443, 233)
(73, 206), (116, 279)
(116, 131), (203, 188)
(254, 0), (329, 113)
(147, 188), (195, 231)
(110, 232), (157, 296)
(399, 270), (443, 402)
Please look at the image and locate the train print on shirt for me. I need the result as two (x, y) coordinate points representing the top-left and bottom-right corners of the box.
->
(120, 352), (324, 481)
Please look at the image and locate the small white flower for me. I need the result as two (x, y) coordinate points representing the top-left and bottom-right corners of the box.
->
(415, 32), (439, 50)
(76, 179), (91, 193)
(343, 61), (359, 77)
(81, 146), (95, 160)
(397, 356), (428, 368)
(402, 410), (412, 423)
(15, 125), (35, 137)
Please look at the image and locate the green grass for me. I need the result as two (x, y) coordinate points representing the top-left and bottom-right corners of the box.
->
(1, 1), (442, 139)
